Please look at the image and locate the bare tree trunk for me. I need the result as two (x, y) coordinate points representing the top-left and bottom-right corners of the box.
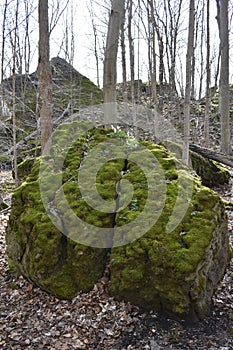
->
(93, 25), (100, 87)
(0, 0), (8, 118)
(137, 0), (141, 101)
(147, 1), (152, 97)
(204, 0), (211, 147)
(183, 0), (195, 164)
(88, 2), (100, 88)
(213, 48), (221, 97)
(70, 0), (75, 66)
(153, 3), (165, 110)
(128, 0), (135, 103)
(165, 0), (183, 91)
(214, 0), (221, 97)
(120, 5), (127, 100)
(191, 7), (198, 100)
(70, 0), (75, 114)
(158, 39), (164, 87)
(149, 0), (158, 135)
(12, 0), (19, 186)
(198, 1), (205, 100)
(217, 0), (231, 155)
(38, 0), (53, 154)
(23, 0), (31, 74)
(103, 0), (124, 124)
(93, 19), (100, 88)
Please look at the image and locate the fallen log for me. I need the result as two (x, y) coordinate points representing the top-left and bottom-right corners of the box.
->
(189, 144), (233, 168)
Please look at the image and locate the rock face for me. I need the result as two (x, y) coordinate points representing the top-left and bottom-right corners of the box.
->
(6, 126), (230, 320)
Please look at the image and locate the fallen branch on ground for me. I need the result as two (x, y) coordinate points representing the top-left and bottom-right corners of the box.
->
(190, 144), (233, 168)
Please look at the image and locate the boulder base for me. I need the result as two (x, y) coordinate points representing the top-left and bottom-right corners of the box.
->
(6, 126), (229, 320)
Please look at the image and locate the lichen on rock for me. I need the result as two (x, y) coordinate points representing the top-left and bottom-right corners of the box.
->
(6, 126), (230, 320)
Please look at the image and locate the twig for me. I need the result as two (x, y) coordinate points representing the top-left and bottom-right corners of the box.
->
(0, 206), (11, 214)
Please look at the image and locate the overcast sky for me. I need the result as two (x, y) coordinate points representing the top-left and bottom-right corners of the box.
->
(0, 0), (232, 91)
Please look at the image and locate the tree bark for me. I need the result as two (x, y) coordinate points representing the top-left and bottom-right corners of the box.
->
(120, 5), (127, 100)
(103, 0), (124, 124)
(183, 0), (195, 164)
(38, 0), (52, 154)
(198, 1), (205, 100)
(12, 0), (19, 187)
(0, 0), (8, 118)
(149, 0), (158, 135)
(205, 0), (211, 147)
(128, 0), (135, 103)
(218, 0), (231, 155)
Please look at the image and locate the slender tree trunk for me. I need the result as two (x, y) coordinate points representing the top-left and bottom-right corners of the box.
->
(205, 0), (211, 147)
(128, 0), (135, 103)
(153, 8), (165, 109)
(88, 1), (100, 88)
(213, 48), (221, 97)
(183, 0), (195, 164)
(198, 1), (205, 100)
(218, 0), (231, 155)
(158, 39), (164, 86)
(23, 0), (31, 74)
(191, 8), (198, 100)
(70, 0), (75, 66)
(93, 23), (100, 88)
(103, 0), (124, 124)
(214, 0), (221, 96)
(70, 0), (75, 114)
(12, 0), (19, 186)
(120, 5), (127, 100)
(149, 0), (158, 135)
(166, 0), (183, 92)
(137, 0), (141, 101)
(38, 0), (53, 154)
(0, 0), (8, 118)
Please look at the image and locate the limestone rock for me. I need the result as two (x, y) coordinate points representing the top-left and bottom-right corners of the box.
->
(6, 126), (230, 320)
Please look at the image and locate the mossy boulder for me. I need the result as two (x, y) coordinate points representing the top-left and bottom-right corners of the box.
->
(6, 125), (230, 320)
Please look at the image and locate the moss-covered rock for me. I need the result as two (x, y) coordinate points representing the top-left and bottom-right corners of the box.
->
(162, 140), (230, 188)
(190, 152), (230, 188)
(16, 157), (35, 183)
(6, 126), (229, 320)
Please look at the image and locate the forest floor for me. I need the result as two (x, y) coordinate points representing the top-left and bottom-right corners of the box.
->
(0, 169), (233, 350)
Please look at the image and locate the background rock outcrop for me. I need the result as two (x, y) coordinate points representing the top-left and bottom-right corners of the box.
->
(0, 57), (103, 164)
(6, 126), (230, 320)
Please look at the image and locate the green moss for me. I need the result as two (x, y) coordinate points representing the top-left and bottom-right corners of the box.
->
(67, 240), (107, 292)
(190, 152), (230, 188)
(6, 126), (229, 317)
(109, 155), (228, 316)
(17, 157), (35, 183)
(42, 265), (76, 299)
(0, 156), (10, 163)
(227, 328), (233, 335)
